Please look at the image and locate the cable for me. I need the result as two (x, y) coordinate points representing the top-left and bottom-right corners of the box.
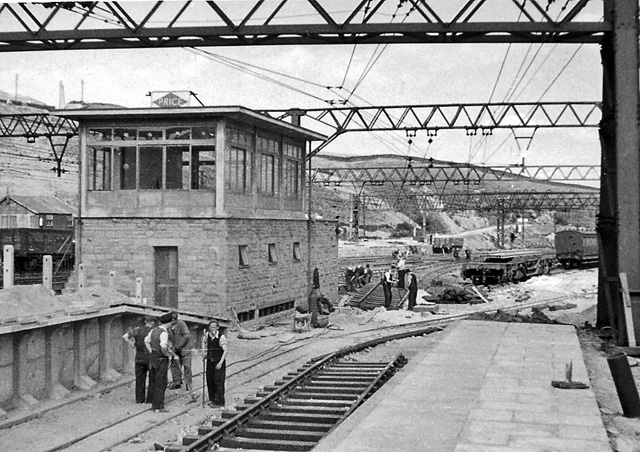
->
(187, 48), (331, 105)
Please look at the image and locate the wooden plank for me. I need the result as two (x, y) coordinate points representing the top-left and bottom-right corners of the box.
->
(619, 272), (637, 347)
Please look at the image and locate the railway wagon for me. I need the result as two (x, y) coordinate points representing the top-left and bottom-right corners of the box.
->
(462, 249), (555, 285)
(0, 228), (75, 272)
(432, 236), (464, 254)
(555, 230), (598, 269)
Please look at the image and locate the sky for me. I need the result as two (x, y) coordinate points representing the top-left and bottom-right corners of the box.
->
(0, 1), (605, 168)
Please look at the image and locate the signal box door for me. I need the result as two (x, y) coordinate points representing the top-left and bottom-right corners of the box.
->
(155, 247), (178, 308)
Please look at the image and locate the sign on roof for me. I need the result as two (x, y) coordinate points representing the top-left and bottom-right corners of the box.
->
(150, 91), (191, 108)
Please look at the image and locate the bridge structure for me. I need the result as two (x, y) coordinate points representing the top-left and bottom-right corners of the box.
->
(0, 1), (636, 345)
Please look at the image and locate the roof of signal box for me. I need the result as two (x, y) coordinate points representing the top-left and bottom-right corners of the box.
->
(54, 105), (327, 142)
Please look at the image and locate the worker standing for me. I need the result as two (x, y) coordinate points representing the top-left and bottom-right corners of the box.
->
(406, 268), (419, 311)
(202, 319), (228, 407)
(396, 255), (407, 289)
(145, 313), (177, 413)
(382, 265), (397, 309)
(122, 315), (156, 404)
(168, 312), (194, 392)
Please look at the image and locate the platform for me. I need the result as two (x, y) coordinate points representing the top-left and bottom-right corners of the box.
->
(314, 320), (610, 452)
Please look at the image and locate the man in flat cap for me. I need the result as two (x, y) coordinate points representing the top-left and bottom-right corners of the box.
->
(123, 315), (156, 403)
(145, 312), (178, 413)
(168, 312), (194, 393)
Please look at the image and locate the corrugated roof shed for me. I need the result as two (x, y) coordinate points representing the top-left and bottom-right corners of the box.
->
(0, 195), (76, 215)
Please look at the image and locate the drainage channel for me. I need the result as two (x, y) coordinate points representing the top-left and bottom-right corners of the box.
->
(167, 354), (408, 451)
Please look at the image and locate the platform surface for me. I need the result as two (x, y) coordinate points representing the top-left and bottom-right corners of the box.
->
(314, 320), (610, 452)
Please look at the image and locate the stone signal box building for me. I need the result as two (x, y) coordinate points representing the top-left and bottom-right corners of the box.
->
(56, 105), (337, 322)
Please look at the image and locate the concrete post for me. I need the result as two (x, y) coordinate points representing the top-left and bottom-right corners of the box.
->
(13, 332), (38, 409)
(3, 245), (14, 288)
(77, 263), (85, 290)
(42, 255), (52, 291)
(73, 322), (97, 390)
(109, 271), (116, 289)
(136, 277), (143, 303)
(99, 316), (121, 383)
(45, 326), (71, 400)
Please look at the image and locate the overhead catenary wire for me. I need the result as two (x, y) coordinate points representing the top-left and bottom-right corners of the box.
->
(187, 47), (331, 105)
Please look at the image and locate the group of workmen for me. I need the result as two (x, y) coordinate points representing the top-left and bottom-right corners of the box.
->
(382, 254), (419, 310)
(122, 311), (228, 413)
(344, 264), (373, 290)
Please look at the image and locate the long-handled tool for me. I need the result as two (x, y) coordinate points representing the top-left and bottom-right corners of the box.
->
(202, 355), (207, 408)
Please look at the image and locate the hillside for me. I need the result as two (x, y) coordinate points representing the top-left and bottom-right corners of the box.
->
(310, 153), (597, 244)
(0, 97), (78, 206)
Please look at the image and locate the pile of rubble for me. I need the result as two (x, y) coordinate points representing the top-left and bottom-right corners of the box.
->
(467, 307), (562, 324)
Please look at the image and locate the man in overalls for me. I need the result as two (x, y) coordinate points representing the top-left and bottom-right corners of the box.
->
(145, 312), (177, 413)
(202, 319), (228, 407)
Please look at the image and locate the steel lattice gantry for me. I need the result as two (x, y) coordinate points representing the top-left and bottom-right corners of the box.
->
(361, 191), (599, 211)
(311, 163), (601, 185)
(0, 1), (607, 52)
(263, 102), (603, 156)
(0, 113), (79, 175)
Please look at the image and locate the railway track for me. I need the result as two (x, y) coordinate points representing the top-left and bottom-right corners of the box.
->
(182, 355), (408, 451)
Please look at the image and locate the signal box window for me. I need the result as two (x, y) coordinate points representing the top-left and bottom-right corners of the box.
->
(268, 243), (278, 264)
(139, 147), (163, 189)
(115, 147), (137, 190)
(238, 245), (249, 268)
(166, 146), (189, 190)
(45, 215), (54, 227)
(88, 146), (112, 191)
(192, 146), (216, 190)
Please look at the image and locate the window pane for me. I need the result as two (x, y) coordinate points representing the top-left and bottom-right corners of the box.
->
(88, 146), (112, 191)
(192, 126), (216, 140)
(113, 128), (137, 141)
(227, 147), (250, 193)
(88, 128), (112, 142)
(166, 146), (188, 189)
(239, 245), (248, 267)
(260, 154), (275, 195)
(167, 127), (191, 140)
(138, 129), (163, 141)
(139, 146), (163, 189)
(285, 160), (299, 197)
(192, 145), (215, 190)
(268, 243), (277, 263)
(114, 147), (137, 190)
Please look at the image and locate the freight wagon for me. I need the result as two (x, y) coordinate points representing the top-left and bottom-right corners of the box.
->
(432, 236), (464, 254)
(555, 230), (598, 269)
(462, 249), (555, 285)
(0, 228), (75, 272)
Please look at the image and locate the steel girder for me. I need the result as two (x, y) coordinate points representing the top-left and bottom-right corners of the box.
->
(0, 1), (606, 52)
(361, 190), (599, 211)
(312, 164), (601, 185)
(263, 102), (603, 157)
(0, 114), (78, 138)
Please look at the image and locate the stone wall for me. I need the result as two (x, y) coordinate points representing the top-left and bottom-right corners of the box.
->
(80, 217), (339, 321)
(0, 310), (207, 414)
(80, 218), (223, 314)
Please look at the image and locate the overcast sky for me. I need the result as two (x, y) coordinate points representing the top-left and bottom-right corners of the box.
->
(0, 1), (604, 167)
